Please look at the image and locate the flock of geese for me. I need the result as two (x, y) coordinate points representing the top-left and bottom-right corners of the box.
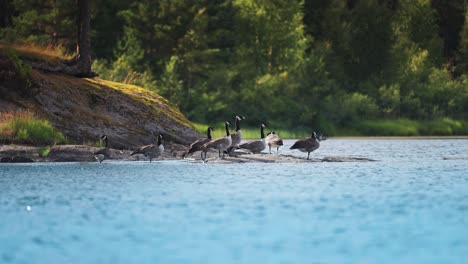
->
(93, 115), (323, 163)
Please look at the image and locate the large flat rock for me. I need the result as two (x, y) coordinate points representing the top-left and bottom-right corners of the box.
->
(189, 153), (376, 163)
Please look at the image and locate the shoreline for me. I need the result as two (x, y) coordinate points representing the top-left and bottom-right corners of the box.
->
(0, 144), (377, 163)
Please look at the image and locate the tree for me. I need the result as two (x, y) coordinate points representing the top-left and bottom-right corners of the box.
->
(64, 0), (93, 77)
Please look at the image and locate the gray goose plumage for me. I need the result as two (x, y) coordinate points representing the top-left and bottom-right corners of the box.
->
(227, 115), (245, 154)
(185, 127), (214, 160)
(131, 134), (164, 162)
(290, 131), (320, 159)
(265, 131), (283, 154)
(203, 121), (232, 159)
(94, 135), (110, 163)
(239, 124), (267, 154)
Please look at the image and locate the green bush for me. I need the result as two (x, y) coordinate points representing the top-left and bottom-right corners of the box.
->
(3, 48), (32, 87)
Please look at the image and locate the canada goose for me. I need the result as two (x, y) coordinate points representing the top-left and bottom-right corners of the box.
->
(94, 135), (110, 163)
(239, 124), (267, 153)
(227, 115), (245, 154)
(203, 121), (232, 159)
(131, 134), (164, 162)
(229, 115), (245, 152)
(266, 131), (283, 154)
(185, 127), (215, 160)
(290, 131), (320, 159)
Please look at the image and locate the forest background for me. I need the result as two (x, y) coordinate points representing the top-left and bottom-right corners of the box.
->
(2, 0), (468, 136)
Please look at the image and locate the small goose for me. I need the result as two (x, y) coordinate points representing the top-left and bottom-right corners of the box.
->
(185, 127), (215, 160)
(290, 131), (320, 159)
(131, 134), (164, 162)
(94, 135), (110, 163)
(265, 131), (283, 154)
(239, 123), (267, 154)
(203, 121), (232, 159)
(227, 115), (245, 154)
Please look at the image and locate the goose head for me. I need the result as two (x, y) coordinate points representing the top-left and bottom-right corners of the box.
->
(224, 121), (231, 136)
(207, 127), (215, 139)
(312, 131), (318, 140)
(157, 134), (164, 145)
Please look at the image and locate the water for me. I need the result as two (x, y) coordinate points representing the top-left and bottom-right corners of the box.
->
(1, 139), (467, 264)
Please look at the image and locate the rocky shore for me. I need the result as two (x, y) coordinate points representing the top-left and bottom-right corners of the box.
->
(1, 144), (378, 163)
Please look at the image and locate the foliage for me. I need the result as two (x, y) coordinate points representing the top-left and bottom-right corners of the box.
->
(355, 118), (468, 136)
(2, 47), (32, 87)
(0, 110), (66, 145)
(2, 0), (468, 136)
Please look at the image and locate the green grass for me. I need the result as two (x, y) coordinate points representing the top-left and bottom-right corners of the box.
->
(39, 147), (51, 157)
(352, 118), (468, 136)
(194, 118), (468, 138)
(192, 122), (310, 139)
(0, 111), (66, 145)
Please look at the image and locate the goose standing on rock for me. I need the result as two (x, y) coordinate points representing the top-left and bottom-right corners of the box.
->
(94, 135), (110, 163)
(227, 115), (245, 154)
(185, 127), (215, 160)
(131, 134), (164, 162)
(203, 121), (232, 159)
(239, 124), (267, 154)
(266, 131), (283, 154)
(290, 131), (320, 160)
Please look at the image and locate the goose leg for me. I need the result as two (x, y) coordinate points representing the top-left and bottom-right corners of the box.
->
(277, 147), (279, 153)
(218, 150), (221, 158)
(269, 145), (272, 154)
(307, 152), (310, 160)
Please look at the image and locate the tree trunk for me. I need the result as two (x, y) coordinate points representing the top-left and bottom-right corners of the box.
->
(31, 0), (96, 77)
(66, 0), (93, 76)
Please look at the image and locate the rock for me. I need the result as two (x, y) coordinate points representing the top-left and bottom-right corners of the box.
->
(0, 156), (34, 163)
(443, 157), (468, 160)
(0, 157), (12, 162)
(48, 145), (99, 162)
(191, 153), (376, 163)
(0, 145), (39, 158)
(11, 156), (34, 162)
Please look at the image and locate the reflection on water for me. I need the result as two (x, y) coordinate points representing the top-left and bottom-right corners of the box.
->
(0, 139), (467, 263)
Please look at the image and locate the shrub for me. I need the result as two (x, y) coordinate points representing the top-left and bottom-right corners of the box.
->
(0, 110), (66, 145)
(2, 48), (32, 87)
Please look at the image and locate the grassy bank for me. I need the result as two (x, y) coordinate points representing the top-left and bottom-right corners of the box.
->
(348, 118), (468, 136)
(0, 110), (66, 145)
(193, 118), (468, 139)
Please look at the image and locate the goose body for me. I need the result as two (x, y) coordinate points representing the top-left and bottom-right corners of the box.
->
(186, 127), (214, 160)
(228, 115), (245, 153)
(290, 132), (320, 159)
(266, 131), (283, 154)
(239, 124), (267, 154)
(94, 135), (109, 163)
(203, 121), (232, 159)
(131, 134), (164, 162)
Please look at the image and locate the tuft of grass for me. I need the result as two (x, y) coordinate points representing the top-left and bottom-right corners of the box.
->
(39, 147), (51, 158)
(0, 110), (66, 146)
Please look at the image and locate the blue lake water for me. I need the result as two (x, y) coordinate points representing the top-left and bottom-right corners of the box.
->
(1, 139), (467, 263)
